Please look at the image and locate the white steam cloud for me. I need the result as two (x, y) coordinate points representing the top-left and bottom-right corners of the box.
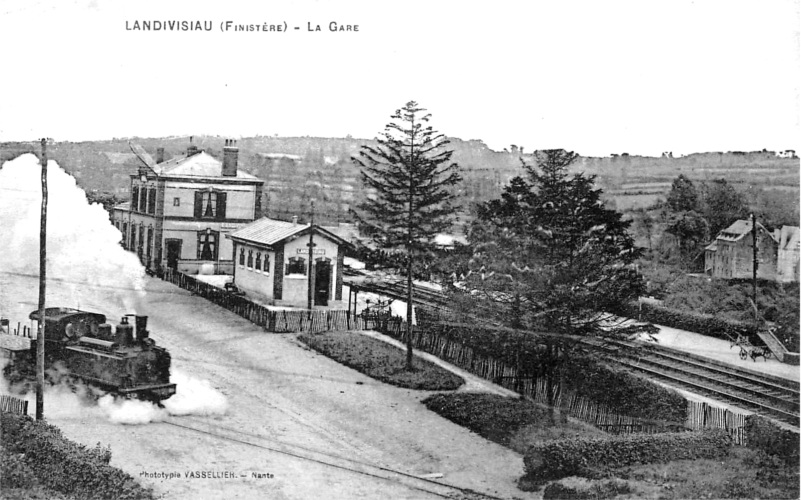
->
(0, 154), (146, 319)
(96, 370), (229, 425)
(0, 155), (228, 425)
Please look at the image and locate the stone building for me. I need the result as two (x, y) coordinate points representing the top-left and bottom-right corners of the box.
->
(111, 140), (264, 275)
(704, 219), (800, 282)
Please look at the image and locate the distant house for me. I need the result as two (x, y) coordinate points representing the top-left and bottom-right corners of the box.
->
(704, 219), (799, 282)
(111, 140), (264, 275)
(227, 217), (352, 308)
(776, 150), (797, 159)
(776, 226), (800, 283)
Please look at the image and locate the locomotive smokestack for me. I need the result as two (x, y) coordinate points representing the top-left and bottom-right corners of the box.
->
(116, 316), (134, 346)
(135, 315), (149, 341)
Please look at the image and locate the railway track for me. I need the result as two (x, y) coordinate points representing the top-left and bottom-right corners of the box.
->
(162, 417), (500, 500)
(591, 339), (800, 427)
(349, 277), (800, 428)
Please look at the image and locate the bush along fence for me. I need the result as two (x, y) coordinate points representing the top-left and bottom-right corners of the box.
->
(522, 429), (733, 483)
(162, 271), (366, 333)
(625, 301), (756, 343)
(1, 394), (28, 415)
(378, 317), (757, 444)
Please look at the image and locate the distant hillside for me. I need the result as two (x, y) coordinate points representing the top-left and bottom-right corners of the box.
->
(1, 138), (798, 226)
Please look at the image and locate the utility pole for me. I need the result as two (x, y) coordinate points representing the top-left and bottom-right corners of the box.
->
(36, 138), (48, 420)
(751, 213), (759, 327)
(307, 200), (315, 311)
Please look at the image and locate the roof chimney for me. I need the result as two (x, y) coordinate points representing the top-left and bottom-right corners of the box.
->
(223, 139), (238, 177)
(156, 147), (165, 164)
(292, 215), (298, 225)
(187, 136), (198, 156)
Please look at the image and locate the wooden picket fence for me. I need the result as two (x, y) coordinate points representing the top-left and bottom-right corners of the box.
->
(1, 394), (28, 416)
(162, 271), (366, 333)
(687, 400), (748, 445)
(380, 319), (752, 443)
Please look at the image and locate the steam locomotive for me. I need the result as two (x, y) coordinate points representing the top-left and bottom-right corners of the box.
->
(0, 308), (176, 403)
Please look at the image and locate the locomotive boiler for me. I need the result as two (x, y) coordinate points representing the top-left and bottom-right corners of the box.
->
(0, 308), (176, 403)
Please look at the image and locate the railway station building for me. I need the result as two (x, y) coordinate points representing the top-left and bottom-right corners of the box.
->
(111, 139), (264, 275)
(227, 218), (352, 308)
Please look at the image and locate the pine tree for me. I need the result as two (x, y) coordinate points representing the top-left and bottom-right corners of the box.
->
(453, 149), (650, 420)
(463, 149), (645, 335)
(352, 101), (461, 370)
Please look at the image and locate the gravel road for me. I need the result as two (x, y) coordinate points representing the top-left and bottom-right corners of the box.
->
(11, 276), (540, 500)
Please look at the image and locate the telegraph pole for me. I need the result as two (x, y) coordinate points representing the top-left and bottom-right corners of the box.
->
(36, 138), (48, 420)
(307, 200), (315, 311)
(751, 213), (759, 326)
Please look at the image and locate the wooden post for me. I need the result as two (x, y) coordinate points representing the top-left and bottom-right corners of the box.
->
(36, 138), (48, 420)
(347, 287), (352, 329)
(307, 200), (315, 312)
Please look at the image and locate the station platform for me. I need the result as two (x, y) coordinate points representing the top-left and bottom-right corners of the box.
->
(639, 324), (799, 383)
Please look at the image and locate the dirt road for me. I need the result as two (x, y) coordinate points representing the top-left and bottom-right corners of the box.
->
(28, 277), (538, 499)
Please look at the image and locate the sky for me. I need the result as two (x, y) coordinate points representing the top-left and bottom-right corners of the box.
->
(0, 0), (799, 157)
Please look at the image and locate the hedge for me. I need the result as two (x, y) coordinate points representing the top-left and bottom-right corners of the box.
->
(625, 302), (756, 342)
(1, 412), (155, 500)
(404, 312), (689, 423)
(744, 414), (800, 464)
(523, 430), (732, 482)
(562, 356), (688, 423)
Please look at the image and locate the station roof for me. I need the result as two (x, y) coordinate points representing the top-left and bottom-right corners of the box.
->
(227, 217), (351, 248)
(148, 152), (262, 182)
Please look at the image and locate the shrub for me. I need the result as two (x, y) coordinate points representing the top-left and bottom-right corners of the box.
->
(624, 301), (756, 343)
(0, 446), (37, 489)
(543, 478), (632, 499)
(562, 356), (688, 423)
(298, 331), (464, 390)
(523, 430), (732, 482)
(744, 414), (800, 464)
(0, 412), (155, 500)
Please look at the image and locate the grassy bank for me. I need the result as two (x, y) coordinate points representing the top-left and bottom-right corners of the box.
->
(1, 412), (155, 500)
(297, 331), (464, 390)
(422, 393), (602, 453)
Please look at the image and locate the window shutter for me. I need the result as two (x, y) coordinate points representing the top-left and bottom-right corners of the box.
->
(194, 192), (203, 219)
(217, 192), (227, 220)
(197, 232), (202, 259)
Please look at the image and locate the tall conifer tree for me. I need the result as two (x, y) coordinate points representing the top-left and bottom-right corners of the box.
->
(353, 101), (461, 369)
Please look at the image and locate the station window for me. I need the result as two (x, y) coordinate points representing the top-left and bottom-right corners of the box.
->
(247, 250), (253, 269)
(194, 190), (227, 220)
(286, 257), (306, 276)
(255, 252), (261, 271)
(197, 229), (219, 261)
(263, 255), (270, 274)
(174, 197), (180, 207)
(239, 248), (245, 266)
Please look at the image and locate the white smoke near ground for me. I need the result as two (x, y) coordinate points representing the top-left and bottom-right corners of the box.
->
(162, 369), (229, 416)
(94, 369), (228, 425)
(0, 155), (228, 424)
